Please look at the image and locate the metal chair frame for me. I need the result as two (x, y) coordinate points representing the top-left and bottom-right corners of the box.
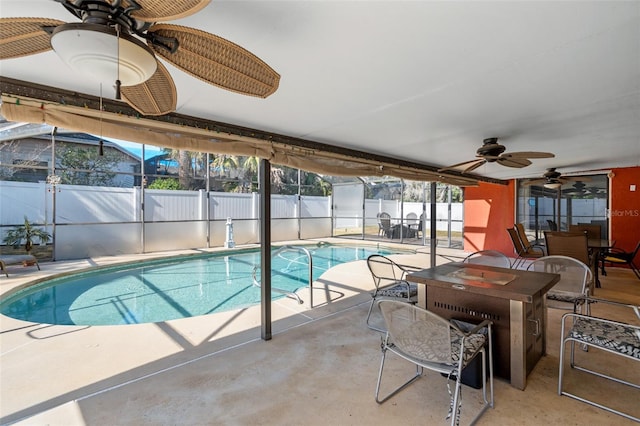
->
(365, 254), (420, 332)
(602, 241), (640, 280)
(507, 227), (544, 269)
(527, 255), (592, 314)
(463, 250), (512, 269)
(375, 300), (494, 426)
(558, 297), (640, 422)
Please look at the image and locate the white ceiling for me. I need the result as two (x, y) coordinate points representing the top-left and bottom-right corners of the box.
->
(1, 0), (639, 181)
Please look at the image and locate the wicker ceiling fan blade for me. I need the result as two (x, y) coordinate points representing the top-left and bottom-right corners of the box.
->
(497, 157), (532, 168)
(148, 24), (280, 98)
(0, 18), (65, 59)
(523, 179), (547, 186)
(503, 151), (555, 159)
(462, 159), (488, 173)
(121, 60), (177, 116)
(121, 0), (210, 22)
(438, 159), (485, 173)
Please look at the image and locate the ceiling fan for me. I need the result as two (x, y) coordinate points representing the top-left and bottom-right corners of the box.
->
(524, 168), (591, 189)
(438, 137), (555, 174)
(0, 0), (280, 116)
(561, 181), (604, 197)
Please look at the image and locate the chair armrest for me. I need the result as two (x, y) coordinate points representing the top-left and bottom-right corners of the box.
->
(451, 319), (493, 335)
(574, 296), (640, 320)
(397, 264), (423, 279)
(466, 319), (493, 335)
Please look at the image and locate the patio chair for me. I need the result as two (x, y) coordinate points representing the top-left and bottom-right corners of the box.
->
(0, 254), (40, 277)
(463, 250), (512, 269)
(507, 227), (544, 269)
(515, 223), (545, 254)
(375, 300), (494, 426)
(547, 219), (558, 231)
(417, 212), (425, 238)
(558, 297), (640, 422)
(405, 212), (418, 237)
(377, 212), (392, 238)
(527, 255), (592, 314)
(601, 241), (640, 280)
(365, 255), (419, 332)
(569, 224), (601, 240)
(543, 231), (592, 268)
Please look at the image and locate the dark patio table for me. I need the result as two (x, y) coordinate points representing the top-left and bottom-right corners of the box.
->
(588, 238), (613, 288)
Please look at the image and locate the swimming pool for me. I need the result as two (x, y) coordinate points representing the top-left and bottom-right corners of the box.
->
(0, 243), (410, 326)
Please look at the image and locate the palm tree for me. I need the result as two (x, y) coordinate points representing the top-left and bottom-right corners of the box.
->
(211, 154), (240, 177)
(3, 216), (51, 253)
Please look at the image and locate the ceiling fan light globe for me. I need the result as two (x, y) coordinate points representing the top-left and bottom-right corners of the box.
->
(51, 23), (157, 88)
(544, 182), (562, 189)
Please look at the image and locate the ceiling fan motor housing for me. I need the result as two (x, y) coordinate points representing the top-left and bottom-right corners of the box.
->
(476, 137), (505, 159)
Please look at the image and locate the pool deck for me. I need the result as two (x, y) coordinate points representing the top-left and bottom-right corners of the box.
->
(1, 239), (639, 425)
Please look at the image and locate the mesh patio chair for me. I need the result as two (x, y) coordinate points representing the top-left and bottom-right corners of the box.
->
(601, 241), (640, 280)
(507, 227), (544, 269)
(405, 212), (418, 237)
(527, 255), (592, 314)
(515, 223), (545, 254)
(558, 297), (640, 422)
(365, 255), (420, 332)
(375, 300), (494, 426)
(463, 250), (512, 269)
(416, 212), (426, 239)
(377, 212), (392, 238)
(543, 231), (592, 267)
(569, 224), (601, 240)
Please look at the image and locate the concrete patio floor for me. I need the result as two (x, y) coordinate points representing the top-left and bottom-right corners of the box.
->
(1, 240), (638, 425)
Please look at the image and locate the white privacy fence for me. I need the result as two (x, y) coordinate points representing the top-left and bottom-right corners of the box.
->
(334, 199), (464, 232)
(1, 180), (464, 260)
(1, 181), (331, 259)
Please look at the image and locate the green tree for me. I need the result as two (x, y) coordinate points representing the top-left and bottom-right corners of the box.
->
(57, 143), (119, 186)
(148, 178), (182, 190)
(211, 154), (240, 177)
(160, 148), (208, 190)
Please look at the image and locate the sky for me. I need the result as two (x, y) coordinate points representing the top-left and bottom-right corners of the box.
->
(103, 137), (165, 160)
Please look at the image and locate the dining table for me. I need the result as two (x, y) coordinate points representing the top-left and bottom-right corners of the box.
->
(407, 262), (560, 390)
(588, 238), (614, 288)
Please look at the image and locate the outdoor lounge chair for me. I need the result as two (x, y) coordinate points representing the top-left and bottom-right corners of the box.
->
(375, 300), (494, 426)
(0, 254), (40, 277)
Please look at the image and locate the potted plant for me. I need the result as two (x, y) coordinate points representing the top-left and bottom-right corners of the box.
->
(3, 216), (52, 254)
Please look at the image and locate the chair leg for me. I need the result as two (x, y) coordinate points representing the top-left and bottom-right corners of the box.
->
(375, 347), (422, 404)
(630, 261), (640, 279)
(365, 299), (382, 332)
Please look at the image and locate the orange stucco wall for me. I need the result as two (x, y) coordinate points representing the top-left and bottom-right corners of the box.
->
(609, 166), (640, 255)
(463, 181), (515, 255)
(463, 166), (639, 263)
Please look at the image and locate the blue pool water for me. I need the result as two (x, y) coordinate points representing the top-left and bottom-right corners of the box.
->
(0, 244), (408, 326)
